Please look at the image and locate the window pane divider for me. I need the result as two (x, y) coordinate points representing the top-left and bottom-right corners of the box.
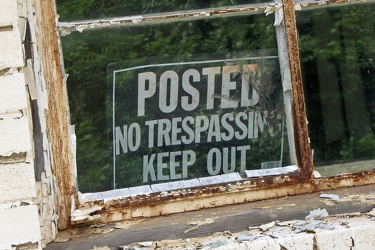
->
(57, 3), (275, 35)
(282, 0), (313, 179)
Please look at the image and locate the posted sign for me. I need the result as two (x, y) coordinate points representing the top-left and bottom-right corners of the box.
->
(109, 54), (286, 189)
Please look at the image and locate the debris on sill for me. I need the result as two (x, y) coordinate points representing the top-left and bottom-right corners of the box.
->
(320, 193), (340, 201)
(114, 219), (143, 229)
(338, 192), (375, 204)
(90, 246), (111, 250)
(55, 225), (116, 244)
(185, 217), (218, 233)
(120, 242), (156, 250)
(54, 229), (79, 243)
(313, 170), (322, 178)
(117, 210), (375, 250)
(54, 204), (375, 248)
(305, 208), (329, 220)
(322, 199), (336, 206)
(367, 208), (375, 217)
(83, 224), (115, 235)
(71, 205), (102, 222)
(258, 221), (276, 231)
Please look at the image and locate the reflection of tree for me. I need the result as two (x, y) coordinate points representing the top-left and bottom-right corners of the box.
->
(61, 13), (279, 192)
(298, 4), (375, 166)
(112, 57), (286, 188)
(56, 0), (267, 22)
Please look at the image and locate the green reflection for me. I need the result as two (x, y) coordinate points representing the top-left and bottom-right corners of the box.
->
(297, 3), (375, 175)
(62, 14), (283, 192)
(56, 0), (269, 22)
(110, 55), (287, 189)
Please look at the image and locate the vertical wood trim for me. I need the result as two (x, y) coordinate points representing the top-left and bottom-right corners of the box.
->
(282, 0), (314, 179)
(34, 0), (76, 229)
(275, 22), (298, 166)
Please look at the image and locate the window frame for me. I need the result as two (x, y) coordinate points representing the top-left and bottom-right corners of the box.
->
(37, 0), (375, 229)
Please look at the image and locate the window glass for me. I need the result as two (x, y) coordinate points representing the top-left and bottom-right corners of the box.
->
(297, 3), (375, 176)
(56, 0), (269, 22)
(62, 13), (292, 192)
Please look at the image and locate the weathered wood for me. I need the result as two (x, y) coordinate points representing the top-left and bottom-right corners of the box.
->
(45, 184), (375, 250)
(282, 0), (314, 179)
(34, 0), (77, 229)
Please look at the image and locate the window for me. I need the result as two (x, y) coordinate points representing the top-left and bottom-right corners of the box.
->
(58, 1), (299, 193)
(53, 0), (375, 225)
(297, 2), (375, 176)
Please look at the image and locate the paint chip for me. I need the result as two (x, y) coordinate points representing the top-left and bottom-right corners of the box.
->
(305, 208), (329, 220)
(320, 193), (340, 201)
(90, 246), (111, 250)
(367, 208), (375, 217)
(185, 217), (218, 233)
(54, 230), (75, 243)
(259, 221), (276, 231)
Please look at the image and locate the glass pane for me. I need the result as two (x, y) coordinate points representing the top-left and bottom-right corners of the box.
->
(56, 0), (270, 22)
(61, 14), (291, 192)
(297, 3), (375, 176)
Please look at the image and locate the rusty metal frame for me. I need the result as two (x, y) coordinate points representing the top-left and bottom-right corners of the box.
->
(80, 170), (375, 224)
(282, 0), (314, 180)
(37, 0), (375, 228)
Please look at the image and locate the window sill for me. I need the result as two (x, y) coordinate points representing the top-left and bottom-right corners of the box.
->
(46, 183), (375, 249)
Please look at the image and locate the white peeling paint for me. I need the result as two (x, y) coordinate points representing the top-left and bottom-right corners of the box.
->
(245, 165), (298, 178)
(320, 193), (340, 201)
(71, 206), (102, 222)
(138, 213), (375, 250)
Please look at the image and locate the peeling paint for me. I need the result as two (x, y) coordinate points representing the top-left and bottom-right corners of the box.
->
(57, 5), (267, 35)
(185, 217), (218, 233)
(282, 0), (314, 179)
(264, 3), (284, 26)
(71, 206), (102, 222)
(319, 193), (340, 201)
(110, 212), (375, 250)
(35, 0), (77, 229)
(245, 165), (298, 178)
(294, 0), (375, 10)
(67, 168), (375, 225)
(47, 0), (375, 231)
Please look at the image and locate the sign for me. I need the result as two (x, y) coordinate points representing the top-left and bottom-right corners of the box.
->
(109, 53), (287, 189)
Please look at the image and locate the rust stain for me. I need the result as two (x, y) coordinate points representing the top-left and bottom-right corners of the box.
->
(296, 0), (370, 9)
(56, 0), (370, 35)
(50, 0), (375, 228)
(35, 0), (78, 229)
(282, 0), (313, 180)
(72, 173), (301, 224)
(57, 6), (266, 34)
(71, 169), (375, 225)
